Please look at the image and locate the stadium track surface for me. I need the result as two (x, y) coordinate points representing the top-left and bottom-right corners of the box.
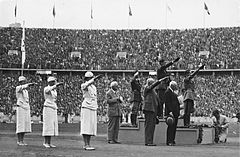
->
(0, 131), (239, 157)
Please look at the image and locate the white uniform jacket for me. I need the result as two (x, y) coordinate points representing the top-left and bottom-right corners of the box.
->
(42, 85), (58, 136)
(16, 84), (31, 133)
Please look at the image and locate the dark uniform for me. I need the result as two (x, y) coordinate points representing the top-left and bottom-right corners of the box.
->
(156, 58), (179, 118)
(183, 65), (204, 126)
(130, 77), (142, 126)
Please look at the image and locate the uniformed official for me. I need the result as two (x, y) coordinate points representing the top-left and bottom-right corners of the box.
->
(130, 70), (142, 127)
(183, 64), (204, 127)
(80, 71), (102, 150)
(156, 57), (180, 118)
(16, 76), (36, 146)
(42, 76), (63, 148)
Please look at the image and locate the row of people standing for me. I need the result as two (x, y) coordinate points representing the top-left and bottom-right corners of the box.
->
(129, 57), (205, 146)
(16, 76), (63, 147)
(15, 71), (123, 150)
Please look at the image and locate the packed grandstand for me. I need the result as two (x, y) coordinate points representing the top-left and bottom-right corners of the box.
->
(0, 27), (240, 121)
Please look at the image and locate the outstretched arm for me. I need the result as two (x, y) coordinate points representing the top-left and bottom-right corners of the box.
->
(189, 64), (205, 80)
(160, 57), (180, 70)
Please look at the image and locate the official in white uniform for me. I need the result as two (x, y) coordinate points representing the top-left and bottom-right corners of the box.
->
(16, 76), (36, 146)
(80, 71), (101, 150)
(42, 76), (63, 148)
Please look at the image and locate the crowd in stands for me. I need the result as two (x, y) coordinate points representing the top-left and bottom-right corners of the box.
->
(0, 26), (240, 120)
(0, 71), (239, 119)
(0, 27), (240, 70)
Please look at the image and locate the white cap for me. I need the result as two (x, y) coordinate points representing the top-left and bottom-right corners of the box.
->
(85, 71), (94, 78)
(47, 76), (56, 82)
(18, 76), (26, 82)
(110, 81), (118, 87)
(169, 81), (177, 86)
(147, 78), (154, 84)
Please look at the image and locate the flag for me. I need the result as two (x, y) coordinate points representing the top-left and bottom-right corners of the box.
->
(53, 5), (56, 17)
(91, 4), (93, 19)
(167, 5), (172, 13)
(14, 4), (17, 17)
(204, 2), (210, 15)
(21, 22), (26, 65)
(129, 5), (132, 16)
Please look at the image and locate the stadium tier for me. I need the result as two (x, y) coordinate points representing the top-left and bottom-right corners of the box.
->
(0, 27), (240, 120)
(0, 27), (240, 70)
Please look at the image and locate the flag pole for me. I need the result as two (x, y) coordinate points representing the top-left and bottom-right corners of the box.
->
(203, 4), (205, 29)
(21, 21), (25, 76)
(90, 1), (93, 30)
(15, 0), (17, 23)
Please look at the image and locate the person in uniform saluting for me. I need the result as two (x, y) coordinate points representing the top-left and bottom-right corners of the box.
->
(42, 76), (63, 148)
(80, 71), (102, 150)
(16, 76), (36, 146)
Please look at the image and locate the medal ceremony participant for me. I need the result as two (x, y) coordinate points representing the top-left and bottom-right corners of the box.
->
(42, 76), (63, 148)
(156, 57), (180, 118)
(80, 71), (102, 150)
(182, 64), (204, 127)
(106, 81), (124, 144)
(130, 70), (142, 127)
(143, 77), (168, 146)
(16, 76), (37, 146)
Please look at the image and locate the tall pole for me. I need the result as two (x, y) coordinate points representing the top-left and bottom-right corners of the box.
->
(203, 6), (205, 29)
(15, 0), (17, 23)
(90, 1), (93, 30)
(21, 21), (25, 76)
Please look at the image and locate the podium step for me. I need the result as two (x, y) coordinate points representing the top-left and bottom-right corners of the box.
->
(119, 118), (214, 145)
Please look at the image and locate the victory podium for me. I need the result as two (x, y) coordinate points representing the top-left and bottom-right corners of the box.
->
(119, 118), (215, 145)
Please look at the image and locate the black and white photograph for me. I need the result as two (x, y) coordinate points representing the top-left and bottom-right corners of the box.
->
(0, 0), (239, 156)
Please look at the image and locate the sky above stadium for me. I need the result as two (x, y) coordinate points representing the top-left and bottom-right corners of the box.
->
(0, 0), (240, 29)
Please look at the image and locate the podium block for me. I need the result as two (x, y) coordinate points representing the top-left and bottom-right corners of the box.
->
(119, 119), (200, 145)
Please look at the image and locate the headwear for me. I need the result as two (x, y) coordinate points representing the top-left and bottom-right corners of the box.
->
(18, 76), (26, 82)
(147, 78), (154, 85)
(85, 71), (94, 78)
(110, 81), (118, 87)
(47, 76), (56, 82)
(169, 81), (178, 91)
(166, 116), (174, 126)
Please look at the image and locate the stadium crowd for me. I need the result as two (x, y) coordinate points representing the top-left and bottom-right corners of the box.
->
(0, 71), (239, 120)
(0, 27), (240, 70)
(0, 26), (240, 121)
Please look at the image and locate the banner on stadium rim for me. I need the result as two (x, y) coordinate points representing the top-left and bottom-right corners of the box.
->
(199, 50), (210, 58)
(8, 50), (19, 55)
(36, 70), (52, 75)
(116, 51), (127, 58)
(149, 71), (157, 76)
(70, 51), (81, 58)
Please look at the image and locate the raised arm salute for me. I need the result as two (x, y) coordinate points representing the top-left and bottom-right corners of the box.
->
(156, 57), (180, 118)
(80, 71), (102, 150)
(42, 76), (63, 148)
(16, 76), (37, 146)
(183, 64), (205, 127)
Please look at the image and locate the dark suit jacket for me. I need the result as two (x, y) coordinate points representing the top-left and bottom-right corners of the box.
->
(143, 80), (162, 113)
(164, 88), (180, 117)
(106, 89), (121, 117)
